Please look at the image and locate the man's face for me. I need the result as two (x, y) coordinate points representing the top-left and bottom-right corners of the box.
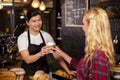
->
(27, 15), (42, 32)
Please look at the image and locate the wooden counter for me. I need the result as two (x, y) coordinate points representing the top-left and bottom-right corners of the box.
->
(0, 55), (32, 80)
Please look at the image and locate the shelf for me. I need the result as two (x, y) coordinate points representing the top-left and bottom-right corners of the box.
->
(56, 1), (62, 46)
(57, 27), (62, 30)
(57, 37), (62, 40)
(57, 16), (62, 19)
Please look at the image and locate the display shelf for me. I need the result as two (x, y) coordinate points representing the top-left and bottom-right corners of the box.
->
(55, 0), (62, 47)
(57, 37), (62, 40)
(57, 27), (62, 30)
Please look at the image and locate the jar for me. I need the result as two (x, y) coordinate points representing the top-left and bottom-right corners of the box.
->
(111, 67), (120, 80)
(9, 67), (25, 80)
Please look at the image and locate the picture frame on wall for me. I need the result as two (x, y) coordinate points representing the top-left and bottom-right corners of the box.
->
(65, 0), (89, 27)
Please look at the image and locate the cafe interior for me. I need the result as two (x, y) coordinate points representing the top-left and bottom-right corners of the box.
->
(0, 0), (120, 80)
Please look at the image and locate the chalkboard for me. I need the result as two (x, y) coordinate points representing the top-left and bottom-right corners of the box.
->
(65, 0), (88, 27)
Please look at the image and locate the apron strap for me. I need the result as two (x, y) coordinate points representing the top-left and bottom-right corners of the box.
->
(28, 30), (31, 45)
(27, 30), (46, 45)
(39, 31), (46, 45)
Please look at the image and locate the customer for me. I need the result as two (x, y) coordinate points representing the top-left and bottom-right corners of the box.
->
(17, 9), (76, 75)
(53, 8), (115, 80)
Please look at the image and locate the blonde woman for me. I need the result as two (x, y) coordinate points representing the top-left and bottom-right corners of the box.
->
(53, 8), (115, 80)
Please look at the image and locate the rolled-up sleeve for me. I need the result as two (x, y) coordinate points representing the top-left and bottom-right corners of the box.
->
(69, 58), (79, 69)
(17, 34), (28, 52)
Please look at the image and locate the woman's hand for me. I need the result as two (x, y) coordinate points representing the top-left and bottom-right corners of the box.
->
(67, 70), (77, 76)
(52, 46), (72, 64)
(52, 46), (64, 56)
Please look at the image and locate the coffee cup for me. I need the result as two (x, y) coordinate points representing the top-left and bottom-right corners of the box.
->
(46, 42), (56, 53)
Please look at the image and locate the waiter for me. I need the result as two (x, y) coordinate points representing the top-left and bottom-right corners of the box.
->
(17, 9), (76, 75)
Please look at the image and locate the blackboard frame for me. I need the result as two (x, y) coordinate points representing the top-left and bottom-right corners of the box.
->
(65, 0), (89, 27)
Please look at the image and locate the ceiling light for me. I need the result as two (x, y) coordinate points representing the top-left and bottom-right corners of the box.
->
(23, 0), (27, 2)
(39, 1), (46, 11)
(2, 2), (12, 6)
(0, 1), (3, 9)
(31, 0), (40, 8)
(7, 10), (11, 15)
(23, 9), (27, 15)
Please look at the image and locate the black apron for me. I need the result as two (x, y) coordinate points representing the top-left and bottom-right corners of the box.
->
(21, 31), (49, 75)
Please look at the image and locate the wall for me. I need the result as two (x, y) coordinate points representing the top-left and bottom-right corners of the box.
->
(0, 10), (10, 33)
(62, 27), (85, 59)
(60, 0), (120, 61)
(60, 0), (88, 59)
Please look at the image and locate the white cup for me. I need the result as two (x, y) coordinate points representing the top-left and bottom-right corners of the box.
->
(9, 67), (25, 80)
(46, 42), (56, 46)
(46, 42), (56, 53)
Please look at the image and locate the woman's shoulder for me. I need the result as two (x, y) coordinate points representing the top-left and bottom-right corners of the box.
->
(94, 50), (108, 61)
(95, 50), (105, 56)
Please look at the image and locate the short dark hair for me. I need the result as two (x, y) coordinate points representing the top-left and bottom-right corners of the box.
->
(26, 9), (42, 21)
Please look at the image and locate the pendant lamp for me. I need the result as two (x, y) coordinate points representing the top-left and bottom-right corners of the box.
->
(39, 1), (46, 11)
(0, 0), (3, 9)
(31, 0), (40, 8)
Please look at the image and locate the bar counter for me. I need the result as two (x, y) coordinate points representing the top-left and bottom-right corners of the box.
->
(0, 54), (116, 80)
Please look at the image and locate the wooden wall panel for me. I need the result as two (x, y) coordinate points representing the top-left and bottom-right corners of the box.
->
(61, 27), (85, 59)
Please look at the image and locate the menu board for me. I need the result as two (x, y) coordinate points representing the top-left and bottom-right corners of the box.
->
(65, 0), (88, 27)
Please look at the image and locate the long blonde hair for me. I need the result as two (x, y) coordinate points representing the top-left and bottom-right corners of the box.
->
(84, 8), (115, 68)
